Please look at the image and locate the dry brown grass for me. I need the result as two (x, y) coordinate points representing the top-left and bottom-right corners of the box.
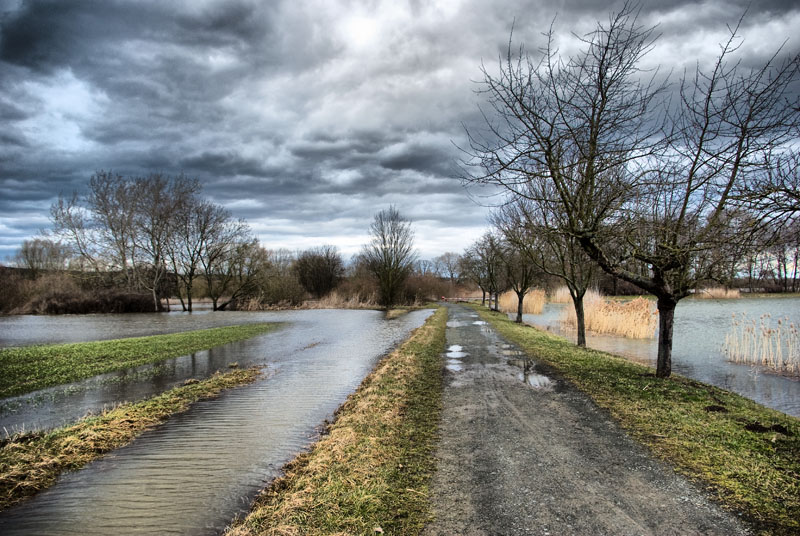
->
(304, 291), (378, 310)
(0, 368), (262, 510)
(561, 290), (658, 339)
(498, 289), (546, 315)
(696, 287), (741, 299)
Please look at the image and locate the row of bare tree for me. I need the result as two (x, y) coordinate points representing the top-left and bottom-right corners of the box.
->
(460, 3), (800, 378)
(47, 171), (268, 312)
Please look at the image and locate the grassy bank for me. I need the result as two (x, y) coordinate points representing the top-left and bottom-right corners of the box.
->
(227, 307), (447, 536)
(472, 305), (799, 536)
(0, 323), (279, 398)
(0, 367), (262, 510)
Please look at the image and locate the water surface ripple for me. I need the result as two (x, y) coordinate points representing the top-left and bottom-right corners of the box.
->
(521, 297), (800, 417)
(0, 309), (432, 535)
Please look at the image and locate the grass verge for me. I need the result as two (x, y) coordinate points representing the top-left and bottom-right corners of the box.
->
(472, 305), (799, 536)
(0, 367), (262, 511)
(0, 323), (279, 398)
(226, 307), (447, 536)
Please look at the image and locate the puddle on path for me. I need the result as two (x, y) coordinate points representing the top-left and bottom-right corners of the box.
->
(518, 372), (553, 388)
(448, 345), (463, 352)
(472, 321), (487, 325)
(446, 321), (466, 328)
(446, 351), (468, 359)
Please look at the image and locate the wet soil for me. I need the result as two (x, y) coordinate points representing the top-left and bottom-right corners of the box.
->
(424, 303), (751, 536)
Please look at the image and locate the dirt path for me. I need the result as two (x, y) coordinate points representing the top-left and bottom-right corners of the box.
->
(423, 303), (750, 536)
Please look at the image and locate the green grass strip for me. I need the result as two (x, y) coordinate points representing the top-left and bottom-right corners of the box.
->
(227, 307), (447, 536)
(0, 323), (279, 398)
(0, 367), (262, 510)
(472, 305), (799, 536)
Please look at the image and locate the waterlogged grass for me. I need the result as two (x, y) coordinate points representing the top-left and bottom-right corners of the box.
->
(472, 305), (800, 536)
(0, 323), (279, 398)
(0, 367), (262, 510)
(227, 307), (447, 536)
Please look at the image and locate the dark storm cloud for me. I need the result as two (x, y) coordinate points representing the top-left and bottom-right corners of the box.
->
(0, 0), (798, 258)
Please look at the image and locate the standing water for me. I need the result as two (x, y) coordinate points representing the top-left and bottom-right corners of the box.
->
(0, 309), (432, 535)
(521, 296), (800, 418)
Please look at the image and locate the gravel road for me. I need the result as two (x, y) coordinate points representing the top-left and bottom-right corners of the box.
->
(423, 303), (751, 536)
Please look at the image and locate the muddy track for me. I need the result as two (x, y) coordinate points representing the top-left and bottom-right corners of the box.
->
(423, 303), (750, 536)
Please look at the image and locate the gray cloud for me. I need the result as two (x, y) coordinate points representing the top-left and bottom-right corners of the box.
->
(0, 0), (798, 259)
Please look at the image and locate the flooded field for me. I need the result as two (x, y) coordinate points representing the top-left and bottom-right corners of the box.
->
(0, 309), (432, 535)
(521, 296), (800, 418)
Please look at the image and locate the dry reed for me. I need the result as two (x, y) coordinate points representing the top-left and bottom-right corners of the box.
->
(304, 291), (378, 309)
(498, 289), (546, 315)
(696, 287), (741, 299)
(561, 290), (658, 339)
(722, 313), (799, 375)
(549, 286), (573, 303)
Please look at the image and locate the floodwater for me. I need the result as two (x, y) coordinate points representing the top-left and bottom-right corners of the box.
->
(521, 296), (800, 418)
(0, 308), (432, 535)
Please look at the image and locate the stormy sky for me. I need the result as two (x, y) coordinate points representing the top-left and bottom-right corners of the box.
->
(1, 0), (798, 261)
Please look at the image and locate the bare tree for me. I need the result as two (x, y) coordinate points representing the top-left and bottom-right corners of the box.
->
(497, 239), (538, 323)
(434, 252), (461, 284)
(458, 249), (490, 305)
(132, 173), (199, 311)
(467, 232), (505, 311)
(168, 199), (233, 311)
(294, 245), (344, 299)
(493, 192), (596, 344)
(361, 206), (417, 309)
(14, 238), (72, 276)
(200, 218), (255, 311)
(465, 3), (800, 377)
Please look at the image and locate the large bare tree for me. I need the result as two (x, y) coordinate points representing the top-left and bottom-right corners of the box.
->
(361, 206), (417, 309)
(464, 3), (800, 377)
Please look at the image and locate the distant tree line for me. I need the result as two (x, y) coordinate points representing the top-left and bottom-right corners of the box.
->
(1, 178), (473, 314)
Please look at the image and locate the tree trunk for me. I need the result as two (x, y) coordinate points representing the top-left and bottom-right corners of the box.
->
(572, 294), (586, 347)
(655, 296), (676, 378)
(151, 288), (159, 313)
(515, 290), (524, 323)
(481, 289), (486, 306)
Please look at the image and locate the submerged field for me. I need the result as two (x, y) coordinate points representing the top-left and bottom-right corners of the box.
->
(0, 367), (262, 511)
(0, 323), (279, 398)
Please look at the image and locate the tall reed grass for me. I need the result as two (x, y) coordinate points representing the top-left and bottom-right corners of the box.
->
(696, 287), (741, 299)
(561, 290), (658, 339)
(305, 290), (378, 309)
(498, 289), (546, 315)
(549, 286), (573, 303)
(722, 313), (799, 375)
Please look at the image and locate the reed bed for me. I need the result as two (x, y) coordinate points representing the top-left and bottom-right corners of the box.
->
(304, 291), (378, 309)
(697, 287), (741, 299)
(549, 286), (573, 303)
(723, 313), (800, 375)
(561, 290), (658, 339)
(498, 289), (546, 315)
